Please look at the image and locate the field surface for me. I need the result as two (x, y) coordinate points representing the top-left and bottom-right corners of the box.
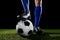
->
(0, 29), (60, 40)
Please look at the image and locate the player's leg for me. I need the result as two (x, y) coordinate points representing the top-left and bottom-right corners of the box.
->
(34, 0), (42, 29)
(21, 0), (30, 13)
(21, 0), (31, 19)
(34, 0), (43, 35)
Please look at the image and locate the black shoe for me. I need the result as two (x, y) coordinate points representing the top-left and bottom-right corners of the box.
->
(22, 12), (31, 20)
(34, 27), (46, 36)
(17, 12), (31, 21)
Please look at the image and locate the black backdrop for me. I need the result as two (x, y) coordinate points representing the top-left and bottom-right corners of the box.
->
(0, 0), (60, 29)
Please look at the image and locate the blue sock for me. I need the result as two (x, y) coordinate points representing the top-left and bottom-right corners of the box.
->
(34, 6), (42, 28)
(21, 0), (30, 13)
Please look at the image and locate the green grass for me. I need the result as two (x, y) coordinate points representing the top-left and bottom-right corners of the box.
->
(0, 29), (16, 34)
(43, 29), (60, 33)
(0, 29), (60, 40)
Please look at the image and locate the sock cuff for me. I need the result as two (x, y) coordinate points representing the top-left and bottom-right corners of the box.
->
(35, 6), (41, 9)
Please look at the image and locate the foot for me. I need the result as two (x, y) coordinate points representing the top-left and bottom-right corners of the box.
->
(17, 12), (31, 21)
(34, 27), (46, 36)
(22, 12), (31, 20)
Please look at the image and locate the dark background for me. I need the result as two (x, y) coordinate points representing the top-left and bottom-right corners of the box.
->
(0, 0), (60, 29)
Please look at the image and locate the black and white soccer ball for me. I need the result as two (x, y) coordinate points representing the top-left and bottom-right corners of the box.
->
(16, 20), (34, 36)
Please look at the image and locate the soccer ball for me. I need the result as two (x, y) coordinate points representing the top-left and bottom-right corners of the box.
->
(16, 20), (34, 36)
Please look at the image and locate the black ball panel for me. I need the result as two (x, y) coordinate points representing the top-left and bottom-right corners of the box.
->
(24, 21), (30, 26)
(28, 30), (32, 35)
(18, 29), (23, 34)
